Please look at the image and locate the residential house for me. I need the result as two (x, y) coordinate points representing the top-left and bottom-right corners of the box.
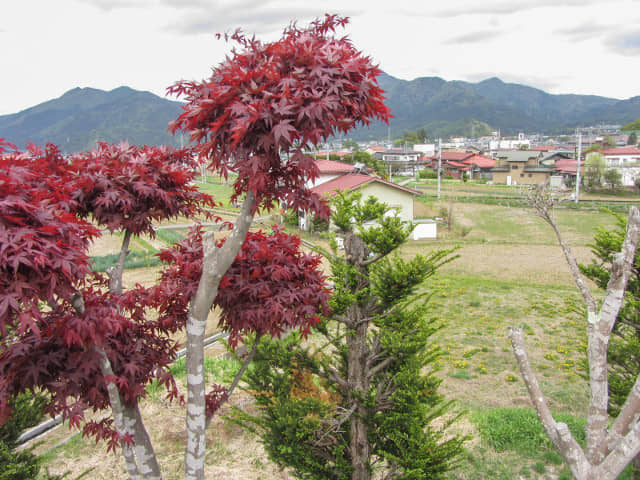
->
(600, 147), (640, 167)
(373, 150), (422, 176)
(551, 157), (584, 188)
(423, 151), (494, 179)
(488, 133), (530, 150)
(542, 151), (574, 166)
(530, 145), (557, 153)
(306, 159), (358, 188)
(464, 154), (495, 179)
(310, 173), (421, 223)
(413, 143), (436, 156)
(600, 147), (640, 186)
(299, 159), (422, 231)
(425, 152), (473, 179)
(440, 160), (470, 179)
(490, 150), (553, 185)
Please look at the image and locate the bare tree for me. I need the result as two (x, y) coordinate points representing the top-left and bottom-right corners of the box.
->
(510, 184), (640, 479)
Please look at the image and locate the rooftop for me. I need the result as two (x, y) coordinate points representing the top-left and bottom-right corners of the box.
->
(315, 159), (356, 174)
(311, 174), (421, 197)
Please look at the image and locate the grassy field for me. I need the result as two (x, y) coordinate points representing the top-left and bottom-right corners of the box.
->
(32, 179), (640, 479)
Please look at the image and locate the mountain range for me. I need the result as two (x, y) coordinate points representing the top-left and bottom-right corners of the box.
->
(1, 74), (639, 153)
(0, 86), (185, 153)
(368, 73), (640, 140)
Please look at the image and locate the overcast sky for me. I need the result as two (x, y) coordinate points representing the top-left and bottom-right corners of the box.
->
(2, 0), (640, 115)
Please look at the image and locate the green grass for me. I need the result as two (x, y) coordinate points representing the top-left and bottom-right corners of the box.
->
(90, 250), (161, 272)
(472, 408), (586, 455)
(146, 356), (243, 400)
(168, 356), (241, 385)
(427, 274), (588, 413)
(155, 228), (186, 246)
(196, 176), (236, 208)
(460, 407), (634, 480)
(414, 197), (618, 245)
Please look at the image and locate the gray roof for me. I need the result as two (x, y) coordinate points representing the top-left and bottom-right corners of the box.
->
(497, 150), (543, 163)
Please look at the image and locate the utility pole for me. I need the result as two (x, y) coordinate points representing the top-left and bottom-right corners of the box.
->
(437, 138), (442, 200)
(575, 130), (582, 203)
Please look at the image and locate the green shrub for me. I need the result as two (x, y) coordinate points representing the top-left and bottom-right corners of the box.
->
(282, 210), (299, 227)
(418, 169), (438, 179)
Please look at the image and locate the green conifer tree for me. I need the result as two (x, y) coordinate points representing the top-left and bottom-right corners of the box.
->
(238, 191), (465, 480)
(0, 392), (46, 480)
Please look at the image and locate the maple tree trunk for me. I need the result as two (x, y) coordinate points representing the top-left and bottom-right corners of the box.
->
(103, 228), (162, 480)
(127, 403), (162, 480)
(97, 349), (143, 480)
(185, 191), (255, 480)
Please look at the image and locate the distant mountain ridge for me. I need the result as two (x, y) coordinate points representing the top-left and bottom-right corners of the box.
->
(361, 73), (640, 140)
(1, 75), (639, 152)
(0, 86), (185, 153)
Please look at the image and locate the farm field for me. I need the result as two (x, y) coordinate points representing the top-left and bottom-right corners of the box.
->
(31, 179), (640, 479)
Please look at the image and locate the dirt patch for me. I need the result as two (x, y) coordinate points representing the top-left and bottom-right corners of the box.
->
(437, 243), (594, 287)
(38, 388), (292, 480)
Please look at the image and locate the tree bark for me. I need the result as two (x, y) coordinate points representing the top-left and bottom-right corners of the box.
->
(347, 306), (370, 480)
(343, 232), (372, 480)
(509, 327), (590, 479)
(103, 228), (163, 480)
(184, 191), (255, 480)
(97, 349), (143, 480)
(512, 201), (640, 479)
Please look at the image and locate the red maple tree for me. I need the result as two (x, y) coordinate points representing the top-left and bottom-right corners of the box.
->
(0, 142), (214, 476)
(0, 12), (390, 480)
(71, 142), (216, 236)
(167, 15), (390, 480)
(153, 225), (329, 347)
(168, 13), (389, 216)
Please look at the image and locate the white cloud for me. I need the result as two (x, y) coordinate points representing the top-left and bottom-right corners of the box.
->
(606, 31), (640, 55)
(444, 30), (504, 45)
(1, 0), (639, 115)
(430, 0), (609, 17)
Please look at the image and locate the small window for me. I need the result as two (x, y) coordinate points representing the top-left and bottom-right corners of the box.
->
(511, 164), (519, 170)
(520, 173), (524, 177)
(528, 173), (532, 177)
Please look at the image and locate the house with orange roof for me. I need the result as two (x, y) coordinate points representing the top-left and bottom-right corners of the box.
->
(426, 152), (475, 164)
(530, 145), (557, 152)
(423, 152), (495, 179)
(463, 154), (495, 179)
